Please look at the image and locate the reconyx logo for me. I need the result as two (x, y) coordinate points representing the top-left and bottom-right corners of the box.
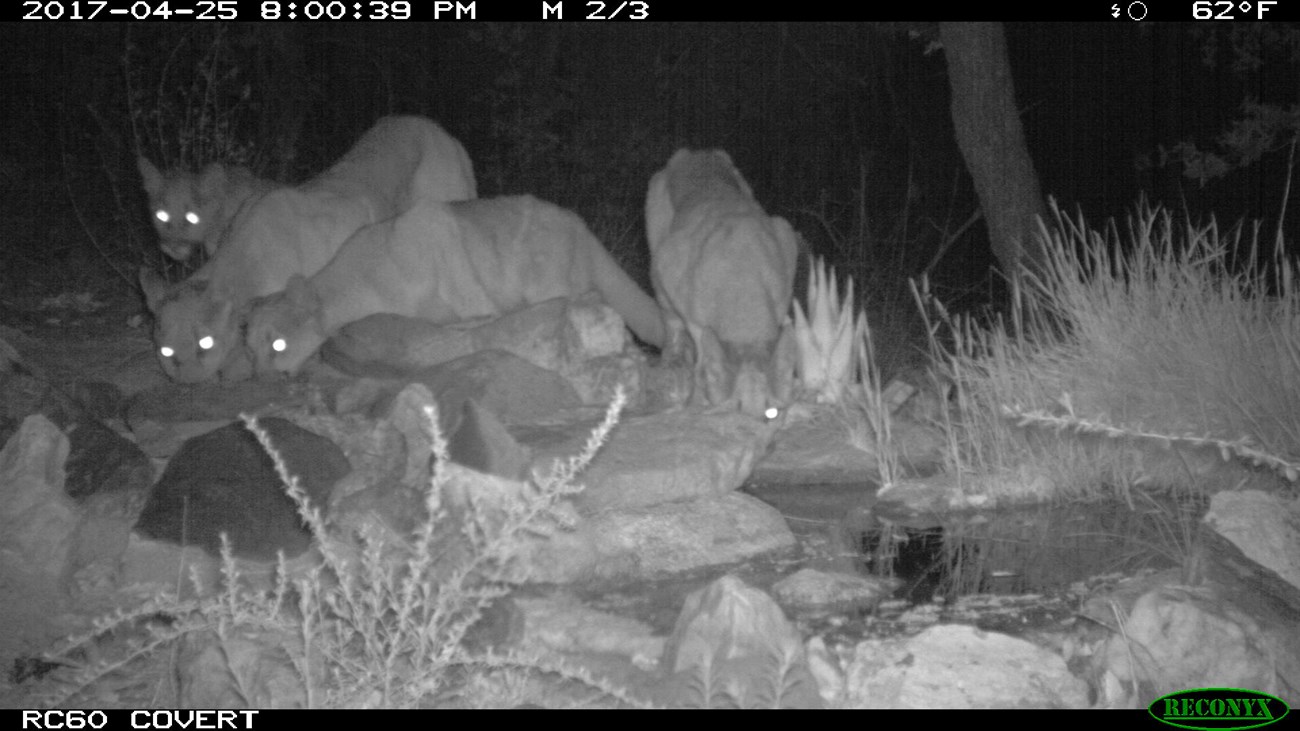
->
(1149, 688), (1289, 730)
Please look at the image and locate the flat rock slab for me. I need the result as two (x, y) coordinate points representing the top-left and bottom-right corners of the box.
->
(126, 380), (314, 424)
(520, 409), (778, 513)
(330, 350), (584, 438)
(407, 349), (583, 425)
(125, 379), (331, 458)
(753, 410), (944, 485)
(841, 624), (1090, 708)
(771, 567), (898, 614)
(524, 492), (797, 584)
(322, 313), (480, 378)
(593, 493), (796, 578)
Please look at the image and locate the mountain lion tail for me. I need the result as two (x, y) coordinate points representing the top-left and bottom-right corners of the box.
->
(590, 246), (666, 349)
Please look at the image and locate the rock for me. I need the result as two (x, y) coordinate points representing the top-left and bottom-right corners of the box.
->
(381, 382), (445, 489)
(326, 382), (528, 544)
(176, 628), (312, 709)
(321, 297), (639, 407)
(1092, 584), (1300, 707)
(334, 350), (582, 429)
(446, 398), (532, 481)
(514, 593), (663, 663)
(805, 637), (845, 705)
(753, 406), (943, 484)
(465, 297), (580, 373)
(771, 568), (898, 614)
(522, 491), (796, 585)
(0, 413), (144, 598)
(0, 415), (76, 584)
(658, 575), (821, 708)
(1204, 490), (1300, 594)
(523, 410), (780, 513)
(134, 417), (350, 561)
(344, 386), (794, 585)
(321, 313), (477, 378)
(338, 382), (536, 501)
(329, 385), (795, 587)
(597, 493), (794, 577)
(842, 624), (1089, 708)
(35, 386), (153, 595)
(330, 385), (581, 586)
(315, 382), (795, 585)
(125, 379), (309, 458)
(416, 350), (582, 424)
(126, 379), (302, 424)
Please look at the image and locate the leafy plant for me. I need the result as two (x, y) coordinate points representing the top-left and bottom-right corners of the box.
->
(793, 256), (865, 405)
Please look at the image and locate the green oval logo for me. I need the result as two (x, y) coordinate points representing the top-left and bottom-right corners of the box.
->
(1149, 688), (1289, 730)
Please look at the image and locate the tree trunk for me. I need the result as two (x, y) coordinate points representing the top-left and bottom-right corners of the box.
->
(940, 22), (1050, 280)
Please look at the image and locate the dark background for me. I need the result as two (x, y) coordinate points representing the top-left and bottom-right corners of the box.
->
(3, 22), (1295, 373)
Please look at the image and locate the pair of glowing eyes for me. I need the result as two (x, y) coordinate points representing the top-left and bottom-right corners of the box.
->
(158, 334), (214, 359)
(158, 337), (288, 360)
(154, 209), (201, 226)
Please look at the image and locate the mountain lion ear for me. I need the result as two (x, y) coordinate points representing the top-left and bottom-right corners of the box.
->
(137, 157), (163, 195)
(714, 149), (754, 200)
(139, 267), (171, 312)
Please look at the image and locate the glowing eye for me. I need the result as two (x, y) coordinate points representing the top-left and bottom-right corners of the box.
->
(198, 336), (214, 351)
(272, 338), (287, 353)
(159, 346), (174, 358)
(763, 406), (780, 421)
(185, 211), (201, 225)
(155, 210), (170, 223)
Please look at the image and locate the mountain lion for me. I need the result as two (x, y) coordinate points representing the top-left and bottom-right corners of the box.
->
(244, 195), (666, 376)
(646, 149), (799, 418)
(137, 158), (278, 262)
(141, 116), (477, 383)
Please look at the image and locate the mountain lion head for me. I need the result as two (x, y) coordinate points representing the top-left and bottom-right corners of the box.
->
(244, 276), (328, 377)
(692, 320), (797, 421)
(138, 158), (241, 262)
(140, 269), (249, 382)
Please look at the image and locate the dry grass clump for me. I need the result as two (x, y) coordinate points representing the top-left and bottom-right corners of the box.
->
(927, 200), (1300, 502)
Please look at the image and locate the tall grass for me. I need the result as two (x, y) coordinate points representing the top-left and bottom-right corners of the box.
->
(926, 200), (1300, 503)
